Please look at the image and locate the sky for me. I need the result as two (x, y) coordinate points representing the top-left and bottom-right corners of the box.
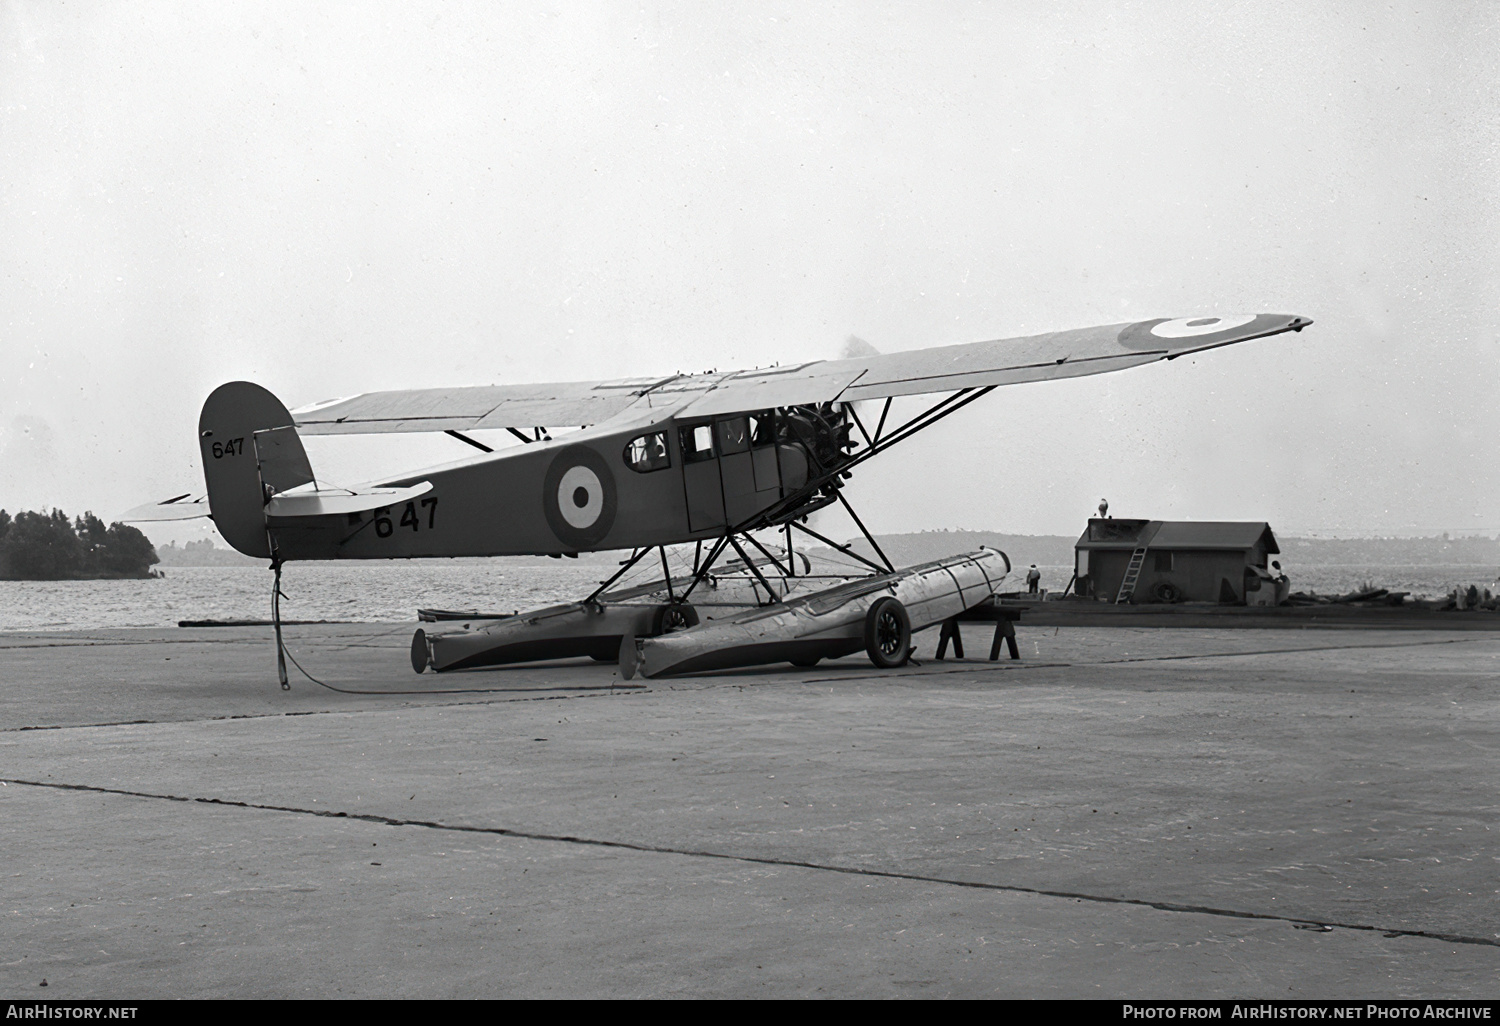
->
(2, 0), (1497, 546)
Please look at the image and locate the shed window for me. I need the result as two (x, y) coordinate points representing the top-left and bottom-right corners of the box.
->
(623, 432), (671, 473)
(1153, 552), (1174, 572)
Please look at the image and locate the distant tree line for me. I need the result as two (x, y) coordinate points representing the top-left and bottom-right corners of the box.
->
(155, 538), (261, 567)
(840, 530), (1500, 570)
(0, 509), (159, 580)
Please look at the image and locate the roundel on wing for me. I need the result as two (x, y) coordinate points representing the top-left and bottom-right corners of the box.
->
(1115, 312), (1298, 352)
(543, 445), (617, 548)
(1148, 314), (1257, 339)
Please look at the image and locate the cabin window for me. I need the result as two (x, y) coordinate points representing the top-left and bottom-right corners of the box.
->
(679, 423), (716, 463)
(623, 432), (671, 473)
(1154, 552), (1174, 572)
(747, 410), (777, 448)
(716, 416), (750, 455)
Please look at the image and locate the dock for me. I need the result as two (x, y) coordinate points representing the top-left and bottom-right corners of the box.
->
(2, 621), (1497, 997)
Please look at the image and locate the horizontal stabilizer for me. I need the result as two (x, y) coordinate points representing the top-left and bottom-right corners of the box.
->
(264, 481), (433, 519)
(118, 494), (211, 523)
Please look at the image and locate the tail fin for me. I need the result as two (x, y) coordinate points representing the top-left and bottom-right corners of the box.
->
(199, 382), (315, 558)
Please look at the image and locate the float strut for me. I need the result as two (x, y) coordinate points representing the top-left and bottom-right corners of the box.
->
(680, 536), (731, 602)
(659, 547), (676, 603)
(726, 535), (783, 604)
(586, 547), (649, 604)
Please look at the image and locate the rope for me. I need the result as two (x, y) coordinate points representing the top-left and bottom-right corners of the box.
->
(267, 565), (639, 697)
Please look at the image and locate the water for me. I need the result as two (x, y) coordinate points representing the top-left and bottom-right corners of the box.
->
(3, 560), (1496, 632)
(0, 561), (608, 632)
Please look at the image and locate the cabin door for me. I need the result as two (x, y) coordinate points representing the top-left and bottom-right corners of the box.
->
(679, 421), (726, 532)
(716, 416), (759, 527)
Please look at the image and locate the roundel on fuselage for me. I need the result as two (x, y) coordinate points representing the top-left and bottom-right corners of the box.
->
(543, 445), (617, 549)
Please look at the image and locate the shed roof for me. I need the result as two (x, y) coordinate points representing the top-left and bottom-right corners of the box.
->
(1076, 519), (1279, 553)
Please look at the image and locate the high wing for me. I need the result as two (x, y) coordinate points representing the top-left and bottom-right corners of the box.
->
(291, 313), (1309, 434)
(290, 376), (720, 436)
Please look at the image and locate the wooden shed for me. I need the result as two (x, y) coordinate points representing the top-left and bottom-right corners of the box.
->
(1073, 519), (1282, 604)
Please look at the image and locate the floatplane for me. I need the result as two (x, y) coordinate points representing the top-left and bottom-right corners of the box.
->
(126, 313), (1309, 682)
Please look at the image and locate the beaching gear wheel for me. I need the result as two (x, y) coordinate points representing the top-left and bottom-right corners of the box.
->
(652, 601), (699, 635)
(864, 596), (911, 669)
(543, 445), (617, 548)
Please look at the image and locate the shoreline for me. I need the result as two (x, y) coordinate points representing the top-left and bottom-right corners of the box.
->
(1009, 601), (1500, 630)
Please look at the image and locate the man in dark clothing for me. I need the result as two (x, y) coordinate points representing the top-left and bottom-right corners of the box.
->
(1026, 564), (1041, 594)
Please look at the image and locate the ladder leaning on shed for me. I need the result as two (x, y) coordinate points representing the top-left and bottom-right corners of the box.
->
(1115, 547), (1149, 604)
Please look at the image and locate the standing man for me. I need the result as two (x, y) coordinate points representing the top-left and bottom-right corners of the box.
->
(1026, 564), (1041, 594)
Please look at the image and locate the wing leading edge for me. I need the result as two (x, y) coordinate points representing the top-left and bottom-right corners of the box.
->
(290, 313), (1308, 434)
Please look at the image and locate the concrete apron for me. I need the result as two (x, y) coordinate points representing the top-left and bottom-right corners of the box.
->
(1, 623), (1497, 997)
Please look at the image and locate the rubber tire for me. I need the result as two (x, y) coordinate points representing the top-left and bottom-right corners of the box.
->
(1151, 581), (1182, 603)
(651, 602), (699, 635)
(864, 597), (911, 669)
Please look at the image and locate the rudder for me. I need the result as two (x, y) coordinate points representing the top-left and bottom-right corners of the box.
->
(199, 382), (315, 558)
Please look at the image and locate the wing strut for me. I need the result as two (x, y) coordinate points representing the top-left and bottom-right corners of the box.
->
(848, 404), (874, 448)
(787, 520), (889, 575)
(445, 430), (494, 453)
(834, 491), (895, 573)
(873, 397), (892, 443)
(838, 386), (997, 479)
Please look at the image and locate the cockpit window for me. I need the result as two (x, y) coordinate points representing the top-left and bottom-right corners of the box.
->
(623, 431), (671, 473)
(679, 423), (716, 464)
(716, 416), (750, 455)
(748, 410), (777, 448)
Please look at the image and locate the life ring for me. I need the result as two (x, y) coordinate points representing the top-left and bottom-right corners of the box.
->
(1152, 581), (1182, 603)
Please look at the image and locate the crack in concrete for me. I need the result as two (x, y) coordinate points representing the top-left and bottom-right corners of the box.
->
(795, 636), (1492, 683)
(6, 775), (1495, 950)
(1094, 636), (1494, 665)
(0, 687), (649, 733)
(0, 637), (268, 650)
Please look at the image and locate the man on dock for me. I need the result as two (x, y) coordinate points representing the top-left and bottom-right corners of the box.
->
(1027, 564), (1041, 594)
